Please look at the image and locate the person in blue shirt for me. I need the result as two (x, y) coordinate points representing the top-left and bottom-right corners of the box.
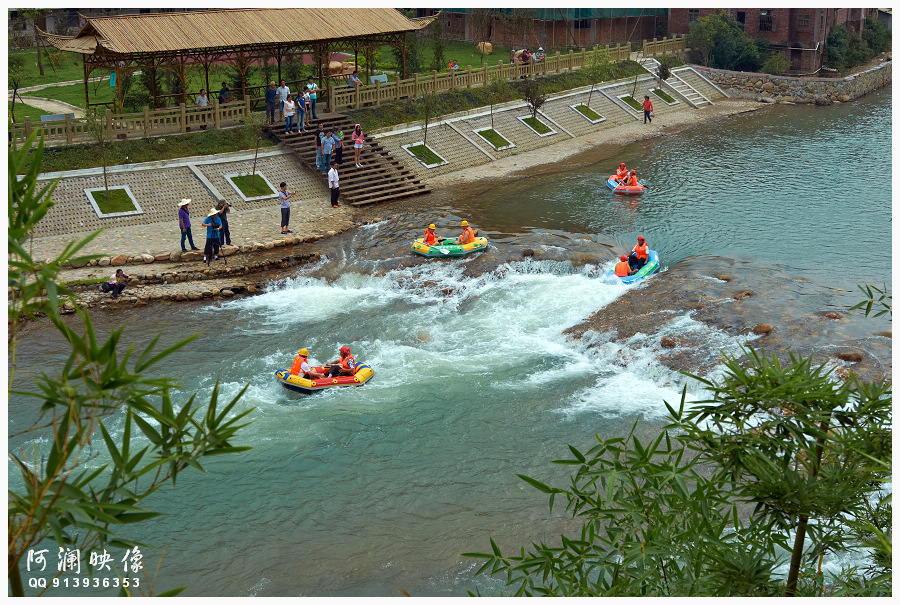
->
(321, 127), (335, 174)
(296, 91), (308, 133)
(201, 207), (223, 265)
(348, 70), (361, 88)
(218, 81), (230, 104)
(264, 81), (277, 124)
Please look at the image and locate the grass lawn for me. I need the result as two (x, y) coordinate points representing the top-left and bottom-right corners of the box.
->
(406, 143), (444, 165)
(574, 104), (603, 121)
(377, 40), (516, 75)
(9, 100), (51, 123)
(89, 188), (137, 214)
(25, 127), (276, 174)
(652, 88), (676, 103)
(621, 95), (643, 111)
(522, 116), (552, 134)
(9, 48), (86, 88)
(476, 128), (511, 149)
(230, 174), (275, 197)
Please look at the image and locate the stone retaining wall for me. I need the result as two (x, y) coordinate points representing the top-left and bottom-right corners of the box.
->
(695, 60), (892, 104)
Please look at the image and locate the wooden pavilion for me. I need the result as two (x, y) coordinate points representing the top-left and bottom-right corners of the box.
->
(38, 8), (437, 112)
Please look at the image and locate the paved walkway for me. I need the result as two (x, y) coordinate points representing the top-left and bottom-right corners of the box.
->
(10, 95), (84, 117)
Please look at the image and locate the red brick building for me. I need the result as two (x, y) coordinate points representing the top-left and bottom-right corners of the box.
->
(669, 8), (876, 73)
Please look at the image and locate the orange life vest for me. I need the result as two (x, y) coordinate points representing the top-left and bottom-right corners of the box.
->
(616, 167), (628, 179)
(459, 226), (475, 244)
(340, 353), (356, 372)
(626, 175), (639, 186)
(615, 261), (631, 277)
(424, 229), (437, 245)
(290, 355), (307, 376)
(633, 243), (648, 260)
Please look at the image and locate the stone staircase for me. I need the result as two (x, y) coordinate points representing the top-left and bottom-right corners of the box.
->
(638, 57), (661, 76)
(269, 112), (431, 207)
(662, 68), (712, 107)
(672, 67), (730, 102)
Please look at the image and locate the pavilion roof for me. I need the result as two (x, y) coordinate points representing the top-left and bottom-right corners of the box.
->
(40, 8), (437, 55)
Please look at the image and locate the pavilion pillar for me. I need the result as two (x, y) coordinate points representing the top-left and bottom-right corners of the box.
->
(203, 61), (211, 100)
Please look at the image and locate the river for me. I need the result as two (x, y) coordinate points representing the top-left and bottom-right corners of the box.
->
(9, 87), (891, 596)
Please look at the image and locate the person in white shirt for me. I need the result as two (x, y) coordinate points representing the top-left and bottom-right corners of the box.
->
(283, 94), (296, 134)
(328, 164), (340, 208)
(276, 80), (290, 119)
(196, 89), (209, 128)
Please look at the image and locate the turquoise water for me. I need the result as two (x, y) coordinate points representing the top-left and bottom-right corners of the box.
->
(9, 87), (891, 596)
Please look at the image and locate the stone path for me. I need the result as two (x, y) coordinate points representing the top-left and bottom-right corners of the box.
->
(9, 95), (84, 118)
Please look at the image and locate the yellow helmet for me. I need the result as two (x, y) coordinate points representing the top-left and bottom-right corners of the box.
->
(428, 224), (436, 230)
(461, 220), (468, 227)
(298, 348), (309, 356)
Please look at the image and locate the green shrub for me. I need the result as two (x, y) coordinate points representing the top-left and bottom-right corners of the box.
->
(863, 16), (891, 54)
(760, 51), (790, 76)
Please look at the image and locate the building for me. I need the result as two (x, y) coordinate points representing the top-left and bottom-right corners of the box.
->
(669, 8), (877, 73)
(414, 9), (669, 49)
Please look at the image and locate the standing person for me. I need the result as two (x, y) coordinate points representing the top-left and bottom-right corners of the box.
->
(283, 94), (296, 134)
(201, 208), (222, 265)
(332, 129), (344, 165)
(218, 81), (230, 104)
(296, 90), (308, 133)
(351, 123), (364, 168)
(348, 70), (362, 88)
(314, 122), (325, 171)
(321, 127), (335, 174)
(642, 95), (654, 124)
(178, 198), (200, 252)
(305, 76), (318, 119)
(196, 89), (209, 128)
(328, 162), (340, 208)
(215, 199), (232, 246)
(264, 81), (277, 124)
(100, 269), (130, 299)
(276, 80), (290, 120)
(279, 182), (294, 234)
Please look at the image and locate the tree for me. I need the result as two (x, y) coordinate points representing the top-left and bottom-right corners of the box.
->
(656, 55), (679, 85)
(863, 16), (891, 54)
(686, 11), (761, 72)
(421, 90), (439, 148)
(466, 348), (892, 597)
(9, 54), (26, 124)
(429, 18), (446, 73)
(241, 110), (270, 185)
(394, 31), (424, 77)
(583, 47), (613, 107)
(520, 79), (547, 119)
(20, 9), (49, 76)
(760, 51), (789, 76)
(8, 134), (253, 596)
(824, 25), (849, 70)
(84, 108), (111, 198)
(470, 8), (498, 65)
(485, 73), (512, 130)
(505, 8), (535, 47)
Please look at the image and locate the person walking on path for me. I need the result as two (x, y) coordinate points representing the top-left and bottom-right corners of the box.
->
(279, 182), (294, 234)
(265, 81), (277, 124)
(215, 199), (232, 246)
(314, 123), (325, 171)
(305, 76), (319, 119)
(328, 163), (340, 208)
(201, 208), (223, 265)
(283, 94), (296, 134)
(321, 127), (335, 174)
(276, 80), (290, 120)
(642, 95), (654, 124)
(351, 124), (364, 168)
(178, 198), (200, 252)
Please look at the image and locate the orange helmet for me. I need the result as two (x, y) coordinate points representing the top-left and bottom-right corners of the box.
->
(340, 346), (350, 356)
(620, 255), (627, 261)
(638, 236), (645, 242)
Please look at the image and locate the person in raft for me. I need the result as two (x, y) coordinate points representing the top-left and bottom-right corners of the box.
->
(423, 224), (442, 246)
(291, 348), (327, 379)
(454, 220), (476, 245)
(614, 254), (635, 277)
(326, 346), (357, 377)
(628, 235), (649, 272)
(622, 169), (639, 187)
(615, 162), (628, 183)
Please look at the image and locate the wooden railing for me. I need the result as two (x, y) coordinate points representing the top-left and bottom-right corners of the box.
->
(641, 35), (687, 58)
(9, 98), (252, 147)
(329, 42), (635, 111)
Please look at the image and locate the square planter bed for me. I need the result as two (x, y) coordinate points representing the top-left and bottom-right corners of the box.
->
(401, 142), (448, 168)
(651, 88), (679, 105)
(474, 127), (515, 151)
(225, 172), (278, 202)
(618, 95), (644, 112)
(84, 185), (143, 218)
(517, 115), (557, 137)
(570, 103), (606, 124)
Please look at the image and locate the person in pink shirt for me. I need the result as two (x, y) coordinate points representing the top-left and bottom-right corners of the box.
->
(351, 123), (364, 168)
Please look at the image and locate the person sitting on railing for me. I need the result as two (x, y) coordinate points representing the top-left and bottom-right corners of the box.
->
(535, 47), (545, 63)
